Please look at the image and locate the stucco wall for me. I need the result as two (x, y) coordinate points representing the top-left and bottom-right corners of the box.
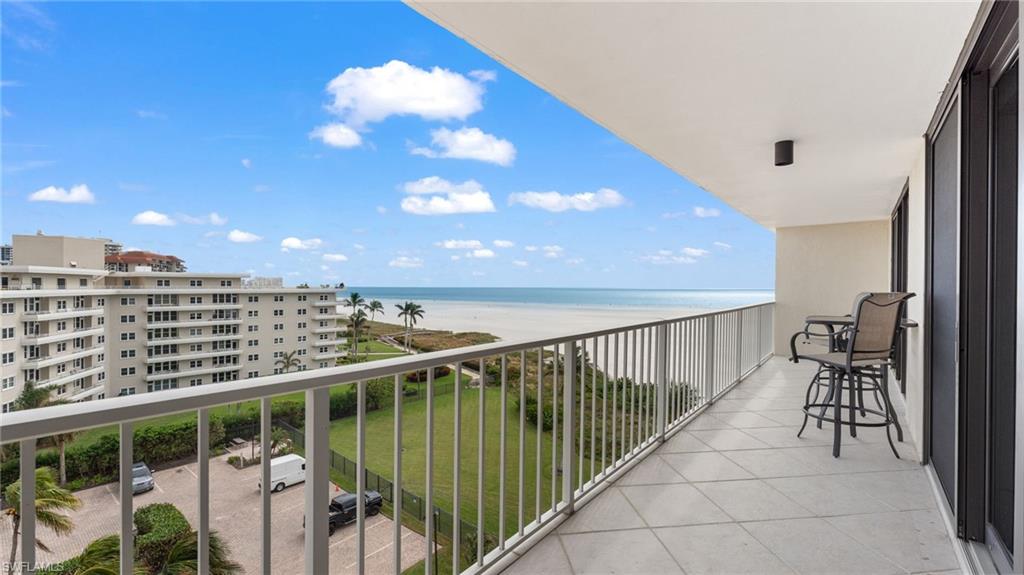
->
(774, 219), (891, 358)
(903, 141), (927, 449)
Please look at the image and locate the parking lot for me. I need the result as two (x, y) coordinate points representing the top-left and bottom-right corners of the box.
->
(2, 449), (426, 574)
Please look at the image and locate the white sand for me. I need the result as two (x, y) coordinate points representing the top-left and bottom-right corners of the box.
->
(366, 299), (705, 343)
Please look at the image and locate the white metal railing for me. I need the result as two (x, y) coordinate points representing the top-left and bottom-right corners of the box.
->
(1, 302), (773, 575)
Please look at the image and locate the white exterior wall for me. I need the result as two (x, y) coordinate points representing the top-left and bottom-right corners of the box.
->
(774, 220), (891, 357)
(904, 140), (928, 449)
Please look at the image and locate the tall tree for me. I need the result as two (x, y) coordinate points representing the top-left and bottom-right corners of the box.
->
(274, 351), (300, 373)
(348, 309), (369, 359)
(343, 292), (366, 315)
(4, 466), (82, 567)
(14, 382), (78, 485)
(395, 301), (425, 349)
(366, 299), (384, 322)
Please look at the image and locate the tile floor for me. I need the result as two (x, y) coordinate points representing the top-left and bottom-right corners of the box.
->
(501, 358), (961, 575)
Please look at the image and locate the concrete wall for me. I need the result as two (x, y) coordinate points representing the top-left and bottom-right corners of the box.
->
(774, 219), (891, 358)
(903, 141), (927, 449)
(13, 234), (107, 269)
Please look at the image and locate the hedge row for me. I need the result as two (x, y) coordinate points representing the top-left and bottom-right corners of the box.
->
(135, 503), (191, 568)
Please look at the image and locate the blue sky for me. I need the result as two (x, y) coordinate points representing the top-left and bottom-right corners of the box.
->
(1, 2), (775, 289)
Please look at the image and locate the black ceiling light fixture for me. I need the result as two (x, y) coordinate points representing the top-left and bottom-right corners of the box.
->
(774, 140), (794, 167)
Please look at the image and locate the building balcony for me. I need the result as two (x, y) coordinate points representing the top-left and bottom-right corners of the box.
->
(145, 334), (242, 346)
(23, 326), (104, 345)
(312, 350), (347, 361)
(144, 318), (242, 329)
(143, 363), (240, 382)
(310, 337), (347, 347)
(35, 365), (104, 389)
(21, 344), (105, 369)
(312, 325), (346, 334)
(23, 307), (105, 321)
(143, 349), (241, 364)
(312, 313), (342, 321)
(144, 304), (242, 312)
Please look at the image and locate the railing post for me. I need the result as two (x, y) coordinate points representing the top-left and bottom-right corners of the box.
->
(655, 323), (668, 442)
(260, 398), (271, 575)
(198, 408), (210, 575)
(562, 340), (577, 514)
(705, 316), (716, 403)
(735, 312), (744, 383)
(19, 439), (35, 573)
(119, 422), (134, 575)
(304, 387), (330, 574)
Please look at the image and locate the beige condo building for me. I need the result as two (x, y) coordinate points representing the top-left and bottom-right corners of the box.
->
(0, 234), (345, 412)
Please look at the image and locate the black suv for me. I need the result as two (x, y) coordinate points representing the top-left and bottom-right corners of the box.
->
(303, 491), (384, 535)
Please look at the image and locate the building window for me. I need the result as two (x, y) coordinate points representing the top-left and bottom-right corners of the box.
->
(319, 362), (328, 369)
(247, 325), (258, 332)
(248, 310), (258, 318)
(97, 298), (105, 307)
(56, 364), (67, 374)
(297, 335), (306, 343)
(189, 343), (203, 352)
(273, 309), (284, 317)
(120, 367), (136, 376)
(56, 300), (68, 311)
(220, 280), (232, 287)
(97, 353), (104, 363)
(2, 402), (13, 413)
(119, 387), (136, 396)
(273, 295), (284, 302)
(120, 349), (136, 359)
(247, 354), (259, 361)
(297, 308), (307, 315)
(1, 376), (14, 389)
(189, 279), (203, 287)
(2, 352), (14, 365)
(189, 312), (202, 320)
(189, 378), (202, 386)
(157, 279), (170, 287)
(79, 278), (88, 287)
(273, 337), (284, 344)
(248, 295), (259, 303)
(120, 332), (136, 341)
(98, 335), (105, 344)
(190, 328), (201, 336)
(297, 295), (307, 302)
(247, 339), (258, 347)
(120, 315), (135, 323)
(274, 323), (284, 331)
(1, 302), (14, 314)
(120, 297), (136, 305)
(298, 322), (307, 329)
(189, 296), (203, 304)
(247, 370), (259, 378)
(56, 321), (67, 331)
(189, 360), (202, 369)
(147, 380), (178, 393)
(57, 278), (66, 289)
(1, 327), (13, 339)
(296, 349), (306, 356)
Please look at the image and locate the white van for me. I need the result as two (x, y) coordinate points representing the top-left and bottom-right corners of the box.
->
(258, 454), (306, 492)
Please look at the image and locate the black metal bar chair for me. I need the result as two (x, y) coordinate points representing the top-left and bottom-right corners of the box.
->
(790, 292), (915, 458)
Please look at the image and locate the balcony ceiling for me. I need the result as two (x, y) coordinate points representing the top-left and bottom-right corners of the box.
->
(406, 1), (981, 229)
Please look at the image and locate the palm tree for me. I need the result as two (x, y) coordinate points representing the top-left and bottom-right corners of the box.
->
(62, 534), (120, 575)
(366, 299), (384, 322)
(4, 466), (82, 566)
(395, 301), (425, 349)
(14, 382), (78, 485)
(148, 530), (241, 574)
(274, 351), (300, 373)
(343, 292), (366, 315)
(348, 309), (369, 359)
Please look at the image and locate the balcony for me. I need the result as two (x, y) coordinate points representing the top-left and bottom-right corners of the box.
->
(144, 303), (243, 312)
(144, 318), (242, 329)
(143, 348), (241, 364)
(145, 333), (243, 346)
(35, 364), (104, 389)
(21, 343), (105, 369)
(23, 307), (105, 321)
(312, 324), (346, 334)
(23, 326), (104, 345)
(143, 363), (240, 382)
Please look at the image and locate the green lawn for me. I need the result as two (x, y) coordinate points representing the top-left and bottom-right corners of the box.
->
(358, 339), (406, 354)
(328, 384), (588, 540)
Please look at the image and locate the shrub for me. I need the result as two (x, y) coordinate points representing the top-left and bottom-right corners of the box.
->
(404, 365), (450, 383)
(226, 455), (242, 468)
(134, 503), (191, 568)
(365, 378), (394, 411)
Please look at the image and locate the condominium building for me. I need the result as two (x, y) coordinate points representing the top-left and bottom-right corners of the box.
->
(105, 250), (187, 273)
(0, 235), (345, 412)
(0, 244), (12, 266)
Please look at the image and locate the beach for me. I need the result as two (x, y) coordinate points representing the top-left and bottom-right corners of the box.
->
(366, 299), (707, 343)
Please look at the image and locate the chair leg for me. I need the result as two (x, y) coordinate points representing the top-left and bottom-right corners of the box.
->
(833, 371), (844, 458)
(848, 369), (857, 439)
(817, 369), (835, 430)
(880, 368), (904, 443)
(797, 372), (816, 438)
(856, 373), (867, 417)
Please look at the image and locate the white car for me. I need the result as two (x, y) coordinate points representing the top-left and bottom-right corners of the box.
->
(258, 454), (306, 492)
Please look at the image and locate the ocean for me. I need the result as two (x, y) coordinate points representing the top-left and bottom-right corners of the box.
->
(339, 287), (774, 310)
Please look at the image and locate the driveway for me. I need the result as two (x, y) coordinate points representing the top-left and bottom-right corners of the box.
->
(1, 448), (426, 574)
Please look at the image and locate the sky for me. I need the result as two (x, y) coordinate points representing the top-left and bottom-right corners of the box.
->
(1, 2), (775, 289)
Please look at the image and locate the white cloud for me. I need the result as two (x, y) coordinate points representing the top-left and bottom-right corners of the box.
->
(566, 258), (584, 265)
(179, 212), (227, 226)
(466, 248), (495, 259)
(524, 245), (539, 252)
(542, 245), (563, 259)
(322, 253), (348, 262)
(241, 158), (253, 169)
(493, 240), (515, 248)
(28, 184), (95, 204)
(640, 247), (710, 265)
(468, 70), (497, 83)
(136, 109), (166, 120)
(714, 241), (733, 250)
(353, 243), (366, 251)
(411, 127), (516, 167)
(508, 188), (625, 212)
(693, 206), (721, 218)
(389, 256), (423, 269)
(131, 210), (175, 226)
(436, 239), (482, 250)
(323, 60), (485, 129)
(308, 123), (362, 148)
(681, 247), (710, 257)
(512, 260), (529, 267)
(400, 177), (496, 216)
(228, 229), (262, 243)
(280, 237), (323, 251)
